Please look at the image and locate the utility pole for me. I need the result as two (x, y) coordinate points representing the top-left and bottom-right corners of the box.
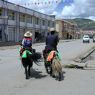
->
(2, 0), (8, 42)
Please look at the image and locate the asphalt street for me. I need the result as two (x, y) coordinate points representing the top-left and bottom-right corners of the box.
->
(0, 39), (95, 95)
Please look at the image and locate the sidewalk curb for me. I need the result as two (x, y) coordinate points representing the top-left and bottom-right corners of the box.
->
(62, 46), (95, 69)
(33, 39), (75, 46)
(73, 46), (95, 63)
(0, 39), (75, 49)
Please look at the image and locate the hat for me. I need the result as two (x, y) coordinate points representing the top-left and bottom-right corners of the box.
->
(49, 28), (55, 32)
(24, 31), (32, 37)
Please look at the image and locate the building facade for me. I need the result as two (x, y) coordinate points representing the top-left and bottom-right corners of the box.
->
(56, 19), (80, 39)
(81, 30), (95, 38)
(0, 0), (55, 42)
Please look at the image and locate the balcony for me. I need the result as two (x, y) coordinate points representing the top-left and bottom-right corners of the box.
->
(27, 23), (33, 28)
(0, 1), (3, 7)
(20, 22), (26, 27)
(47, 16), (51, 20)
(35, 25), (40, 29)
(8, 20), (16, 26)
(0, 19), (3, 24)
(41, 26), (46, 29)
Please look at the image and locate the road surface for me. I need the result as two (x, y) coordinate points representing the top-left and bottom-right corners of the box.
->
(0, 39), (95, 95)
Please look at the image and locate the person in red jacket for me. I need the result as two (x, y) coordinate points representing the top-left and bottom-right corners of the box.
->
(22, 31), (32, 49)
(20, 31), (32, 55)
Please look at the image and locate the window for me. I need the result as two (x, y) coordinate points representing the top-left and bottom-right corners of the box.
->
(37, 18), (39, 25)
(8, 10), (15, 20)
(0, 9), (2, 16)
(52, 22), (55, 27)
(42, 20), (45, 26)
(48, 21), (50, 27)
(8, 27), (15, 41)
(27, 15), (33, 23)
(0, 29), (2, 39)
(20, 14), (25, 22)
(35, 17), (39, 25)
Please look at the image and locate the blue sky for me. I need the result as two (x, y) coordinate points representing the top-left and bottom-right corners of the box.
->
(55, 0), (73, 15)
(7, 0), (95, 20)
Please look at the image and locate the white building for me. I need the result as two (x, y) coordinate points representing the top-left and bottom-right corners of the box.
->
(0, 0), (55, 42)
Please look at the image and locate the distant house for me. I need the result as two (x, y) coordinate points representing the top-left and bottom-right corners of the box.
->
(81, 30), (95, 38)
(81, 30), (95, 35)
(55, 19), (80, 39)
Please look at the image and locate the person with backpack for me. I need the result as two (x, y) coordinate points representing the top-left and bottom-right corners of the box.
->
(20, 31), (32, 55)
(22, 31), (32, 49)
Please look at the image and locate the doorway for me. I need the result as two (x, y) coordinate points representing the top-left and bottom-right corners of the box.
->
(35, 32), (39, 41)
(0, 28), (2, 40)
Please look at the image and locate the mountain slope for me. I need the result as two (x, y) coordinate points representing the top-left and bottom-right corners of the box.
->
(66, 18), (95, 30)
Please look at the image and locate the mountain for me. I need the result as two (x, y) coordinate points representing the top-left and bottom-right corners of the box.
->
(65, 18), (95, 30)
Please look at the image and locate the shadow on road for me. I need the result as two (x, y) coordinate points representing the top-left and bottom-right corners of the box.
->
(30, 68), (47, 79)
(53, 71), (65, 81)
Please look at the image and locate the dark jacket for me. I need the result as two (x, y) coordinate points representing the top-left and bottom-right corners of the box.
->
(46, 34), (59, 50)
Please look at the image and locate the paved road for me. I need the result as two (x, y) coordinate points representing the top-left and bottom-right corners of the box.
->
(0, 39), (95, 95)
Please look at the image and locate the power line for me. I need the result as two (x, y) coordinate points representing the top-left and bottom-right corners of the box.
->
(20, 0), (62, 6)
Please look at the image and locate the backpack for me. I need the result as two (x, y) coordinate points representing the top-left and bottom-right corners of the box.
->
(23, 38), (32, 48)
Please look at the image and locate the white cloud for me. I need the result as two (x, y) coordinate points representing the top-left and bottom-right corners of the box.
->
(38, 9), (45, 14)
(26, 0), (61, 14)
(7, 0), (95, 19)
(8, 0), (61, 14)
(51, 11), (58, 16)
(87, 16), (95, 21)
(61, 0), (95, 18)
